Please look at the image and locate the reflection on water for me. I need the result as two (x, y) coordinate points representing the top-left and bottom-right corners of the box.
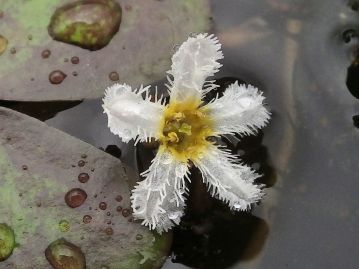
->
(211, 1), (359, 268)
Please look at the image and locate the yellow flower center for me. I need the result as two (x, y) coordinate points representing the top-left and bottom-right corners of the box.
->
(158, 98), (214, 162)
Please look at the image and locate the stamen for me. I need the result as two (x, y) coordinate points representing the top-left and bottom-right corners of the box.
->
(178, 123), (191, 135)
(168, 132), (179, 143)
(158, 98), (214, 162)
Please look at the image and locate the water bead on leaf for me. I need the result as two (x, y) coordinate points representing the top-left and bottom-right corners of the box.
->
(65, 188), (87, 208)
(0, 223), (15, 262)
(48, 0), (122, 50)
(45, 238), (86, 269)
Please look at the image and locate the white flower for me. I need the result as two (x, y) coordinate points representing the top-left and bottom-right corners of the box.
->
(103, 33), (270, 233)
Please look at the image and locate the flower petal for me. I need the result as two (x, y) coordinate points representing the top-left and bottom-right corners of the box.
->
(103, 83), (165, 143)
(131, 151), (190, 233)
(168, 33), (224, 101)
(205, 81), (270, 136)
(193, 145), (263, 210)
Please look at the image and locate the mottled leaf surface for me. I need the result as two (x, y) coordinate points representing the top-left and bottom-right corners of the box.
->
(0, 0), (210, 101)
(0, 107), (171, 268)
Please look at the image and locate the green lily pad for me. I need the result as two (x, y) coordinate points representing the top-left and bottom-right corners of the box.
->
(0, 0), (210, 101)
(0, 107), (171, 268)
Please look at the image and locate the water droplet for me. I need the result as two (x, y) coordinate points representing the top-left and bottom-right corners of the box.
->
(64, 58), (69, 62)
(78, 160), (85, 167)
(45, 238), (86, 269)
(83, 215), (92, 224)
(41, 49), (51, 59)
(109, 71), (119, 81)
(78, 173), (89, 183)
(27, 34), (33, 41)
(99, 202), (107, 210)
(116, 206), (123, 212)
(58, 220), (70, 232)
(65, 188), (87, 208)
(48, 0), (122, 50)
(71, 56), (80, 64)
(0, 35), (8, 55)
(0, 223), (15, 262)
(115, 195), (123, 202)
(49, 70), (67, 84)
(81, 154), (87, 159)
(104, 227), (113, 235)
(121, 208), (131, 217)
(189, 32), (198, 38)
(106, 212), (111, 216)
(72, 71), (78, 77)
(22, 165), (28, 170)
(10, 47), (16, 54)
(135, 234), (143, 240)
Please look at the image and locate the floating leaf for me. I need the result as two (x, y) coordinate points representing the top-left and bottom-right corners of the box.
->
(0, 107), (171, 268)
(0, 0), (210, 101)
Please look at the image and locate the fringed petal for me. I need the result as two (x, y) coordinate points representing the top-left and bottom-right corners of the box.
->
(204, 81), (270, 136)
(193, 145), (264, 211)
(103, 83), (165, 143)
(131, 151), (190, 233)
(168, 33), (224, 101)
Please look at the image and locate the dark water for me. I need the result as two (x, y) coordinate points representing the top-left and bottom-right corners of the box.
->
(1, 0), (359, 268)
